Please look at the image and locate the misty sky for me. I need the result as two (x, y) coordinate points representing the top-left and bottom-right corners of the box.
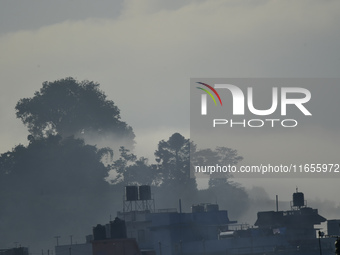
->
(1, 1), (340, 205)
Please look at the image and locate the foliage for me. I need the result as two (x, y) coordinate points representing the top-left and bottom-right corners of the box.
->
(154, 132), (197, 190)
(111, 146), (157, 186)
(0, 135), (112, 194)
(194, 146), (243, 188)
(15, 77), (135, 147)
(0, 135), (114, 250)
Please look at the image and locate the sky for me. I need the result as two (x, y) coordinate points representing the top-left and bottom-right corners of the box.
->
(1, 0), (340, 213)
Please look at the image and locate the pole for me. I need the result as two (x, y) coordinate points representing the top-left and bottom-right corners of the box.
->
(203, 239), (206, 255)
(70, 235), (73, 245)
(158, 242), (162, 255)
(179, 199), (182, 213)
(318, 231), (323, 255)
(54, 236), (60, 246)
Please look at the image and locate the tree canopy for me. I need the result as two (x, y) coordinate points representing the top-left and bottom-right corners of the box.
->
(155, 132), (196, 190)
(0, 135), (114, 250)
(15, 77), (135, 147)
(110, 146), (156, 186)
(194, 146), (243, 188)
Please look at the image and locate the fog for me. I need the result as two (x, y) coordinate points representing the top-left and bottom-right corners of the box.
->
(1, 0), (340, 253)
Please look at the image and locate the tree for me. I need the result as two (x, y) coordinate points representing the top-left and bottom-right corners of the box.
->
(0, 134), (112, 195)
(0, 135), (114, 251)
(15, 77), (135, 147)
(111, 146), (137, 185)
(193, 146), (248, 217)
(155, 133), (197, 190)
(194, 146), (243, 188)
(111, 147), (156, 186)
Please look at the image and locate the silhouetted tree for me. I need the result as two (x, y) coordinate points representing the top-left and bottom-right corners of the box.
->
(194, 146), (248, 217)
(111, 146), (157, 186)
(155, 132), (197, 190)
(194, 146), (243, 188)
(111, 147), (136, 183)
(126, 157), (158, 185)
(15, 77), (134, 147)
(0, 135), (113, 250)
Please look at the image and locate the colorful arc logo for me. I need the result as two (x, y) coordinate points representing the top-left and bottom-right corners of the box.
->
(196, 82), (222, 115)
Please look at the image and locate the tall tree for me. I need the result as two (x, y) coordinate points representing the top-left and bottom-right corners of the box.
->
(155, 133), (197, 190)
(15, 77), (135, 147)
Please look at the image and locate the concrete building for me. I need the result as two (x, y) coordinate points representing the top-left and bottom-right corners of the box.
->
(92, 239), (140, 255)
(0, 247), (29, 255)
(118, 204), (235, 255)
(55, 243), (92, 255)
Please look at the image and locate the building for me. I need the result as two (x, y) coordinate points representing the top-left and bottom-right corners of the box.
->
(92, 239), (140, 255)
(327, 219), (340, 236)
(119, 186), (336, 255)
(55, 186), (338, 255)
(119, 186), (236, 255)
(55, 243), (92, 255)
(0, 248), (29, 255)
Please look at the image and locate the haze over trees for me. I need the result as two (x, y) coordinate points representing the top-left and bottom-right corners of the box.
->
(15, 77), (135, 148)
(0, 135), (113, 251)
(0, 77), (248, 252)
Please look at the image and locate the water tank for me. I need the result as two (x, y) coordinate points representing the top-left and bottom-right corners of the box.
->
(125, 186), (138, 201)
(139, 185), (151, 200)
(110, 217), (127, 239)
(205, 204), (219, 212)
(192, 204), (205, 213)
(293, 192), (304, 207)
(93, 224), (106, 240)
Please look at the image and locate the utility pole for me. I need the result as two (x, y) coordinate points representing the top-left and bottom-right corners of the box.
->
(54, 236), (61, 246)
(202, 239), (206, 255)
(158, 242), (162, 255)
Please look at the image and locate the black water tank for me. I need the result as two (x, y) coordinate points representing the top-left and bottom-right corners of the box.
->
(139, 185), (151, 200)
(192, 204), (205, 213)
(125, 186), (138, 201)
(93, 224), (106, 240)
(110, 217), (127, 239)
(293, 192), (304, 207)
